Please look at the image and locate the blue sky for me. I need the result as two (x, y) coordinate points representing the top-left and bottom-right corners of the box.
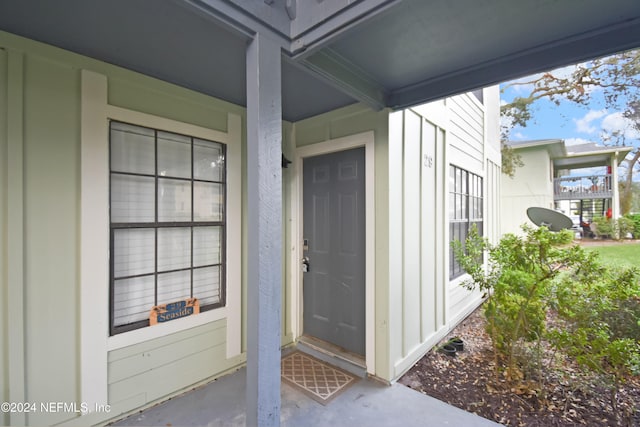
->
(500, 69), (638, 146)
(499, 64), (639, 180)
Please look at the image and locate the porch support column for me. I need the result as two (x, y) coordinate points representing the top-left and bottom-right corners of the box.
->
(611, 152), (620, 220)
(246, 31), (283, 427)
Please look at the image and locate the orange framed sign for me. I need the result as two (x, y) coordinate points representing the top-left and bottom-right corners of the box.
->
(150, 298), (200, 325)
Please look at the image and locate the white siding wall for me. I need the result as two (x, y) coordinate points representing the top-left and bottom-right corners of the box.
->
(388, 89), (500, 380)
(446, 93), (486, 326)
(501, 149), (554, 235)
(486, 159), (502, 245)
(388, 109), (449, 378)
(448, 94), (485, 174)
(484, 86), (503, 245)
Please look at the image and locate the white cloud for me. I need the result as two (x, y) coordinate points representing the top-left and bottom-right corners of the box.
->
(513, 132), (527, 140)
(564, 138), (591, 146)
(573, 109), (607, 134)
(601, 112), (640, 140)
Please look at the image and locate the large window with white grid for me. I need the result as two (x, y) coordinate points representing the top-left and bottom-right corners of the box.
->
(109, 121), (226, 335)
(449, 165), (483, 280)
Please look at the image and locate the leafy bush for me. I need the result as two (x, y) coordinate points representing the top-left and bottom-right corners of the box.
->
(452, 224), (575, 380)
(592, 216), (615, 238)
(592, 215), (638, 239)
(617, 216), (635, 238)
(549, 266), (640, 418)
(624, 213), (640, 237)
(452, 224), (640, 419)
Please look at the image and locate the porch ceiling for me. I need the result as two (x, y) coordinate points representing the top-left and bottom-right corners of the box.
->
(555, 155), (617, 170)
(1, 0), (639, 121)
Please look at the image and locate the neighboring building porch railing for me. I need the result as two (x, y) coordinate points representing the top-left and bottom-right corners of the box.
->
(554, 174), (613, 200)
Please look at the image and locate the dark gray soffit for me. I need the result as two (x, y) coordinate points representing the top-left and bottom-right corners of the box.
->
(1, 0), (639, 120)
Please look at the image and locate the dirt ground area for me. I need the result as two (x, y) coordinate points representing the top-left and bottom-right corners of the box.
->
(399, 307), (640, 426)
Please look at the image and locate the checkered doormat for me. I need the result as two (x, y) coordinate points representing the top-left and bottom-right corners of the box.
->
(281, 352), (356, 405)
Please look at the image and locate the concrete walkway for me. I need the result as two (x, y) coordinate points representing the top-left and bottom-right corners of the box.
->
(112, 367), (501, 427)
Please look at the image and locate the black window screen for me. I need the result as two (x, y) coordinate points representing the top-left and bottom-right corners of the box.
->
(109, 121), (226, 335)
(449, 165), (483, 279)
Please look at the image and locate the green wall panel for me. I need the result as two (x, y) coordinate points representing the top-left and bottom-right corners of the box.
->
(109, 344), (227, 406)
(0, 31), (249, 426)
(108, 321), (226, 384)
(108, 77), (239, 133)
(23, 55), (80, 426)
(0, 47), (9, 427)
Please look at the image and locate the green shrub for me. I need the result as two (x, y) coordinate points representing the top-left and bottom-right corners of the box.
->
(617, 216), (635, 238)
(592, 216), (615, 238)
(452, 224), (576, 381)
(624, 213), (640, 237)
(452, 224), (640, 415)
(549, 265), (640, 420)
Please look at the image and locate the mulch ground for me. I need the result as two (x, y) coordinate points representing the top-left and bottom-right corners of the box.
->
(399, 307), (640, 426)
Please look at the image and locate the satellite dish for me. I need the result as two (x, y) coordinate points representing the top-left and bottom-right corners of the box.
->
(526, 207), (573, 232)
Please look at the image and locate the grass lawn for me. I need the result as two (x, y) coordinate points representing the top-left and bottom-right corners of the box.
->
(583, 242), (640, 268)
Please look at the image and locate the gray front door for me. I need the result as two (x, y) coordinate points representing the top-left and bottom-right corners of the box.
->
(302, 147), (365, 355)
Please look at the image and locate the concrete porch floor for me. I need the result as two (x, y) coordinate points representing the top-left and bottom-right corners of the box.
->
(111, 367), (502, 427)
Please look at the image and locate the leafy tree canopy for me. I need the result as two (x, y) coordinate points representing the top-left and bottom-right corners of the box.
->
(500, 49), (640, 213)
(501, 49), (640, 135)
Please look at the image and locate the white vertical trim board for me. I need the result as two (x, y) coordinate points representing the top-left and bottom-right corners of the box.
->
(293, 131), (376, 374)
(225, 113), (242, 358)
(364, 133), (376, 374)
(439, 128), (449, 327)
(289, 134), (301, 340)
(387, 111), (404, 375)
(80, 69), (109, 409)
(402, 111), (421, 357)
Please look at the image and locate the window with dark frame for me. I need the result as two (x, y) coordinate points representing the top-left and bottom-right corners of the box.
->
(109, 121), (226, 336)
(449, 165), (483, 279)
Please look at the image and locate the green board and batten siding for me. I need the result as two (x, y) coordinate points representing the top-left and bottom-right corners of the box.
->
(1, 46), (10, 427)
(0, 31), (248, 426)
(25, 52), (80, 427)
(0, 45), (82, 427)
(107, 320), (240, 411)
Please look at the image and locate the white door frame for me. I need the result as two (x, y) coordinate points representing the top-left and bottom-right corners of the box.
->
(290, 131), (376, 375)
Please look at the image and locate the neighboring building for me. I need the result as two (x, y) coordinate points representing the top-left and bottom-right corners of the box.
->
(0, 30), (500, 426)
(501, 139), (633, 235)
